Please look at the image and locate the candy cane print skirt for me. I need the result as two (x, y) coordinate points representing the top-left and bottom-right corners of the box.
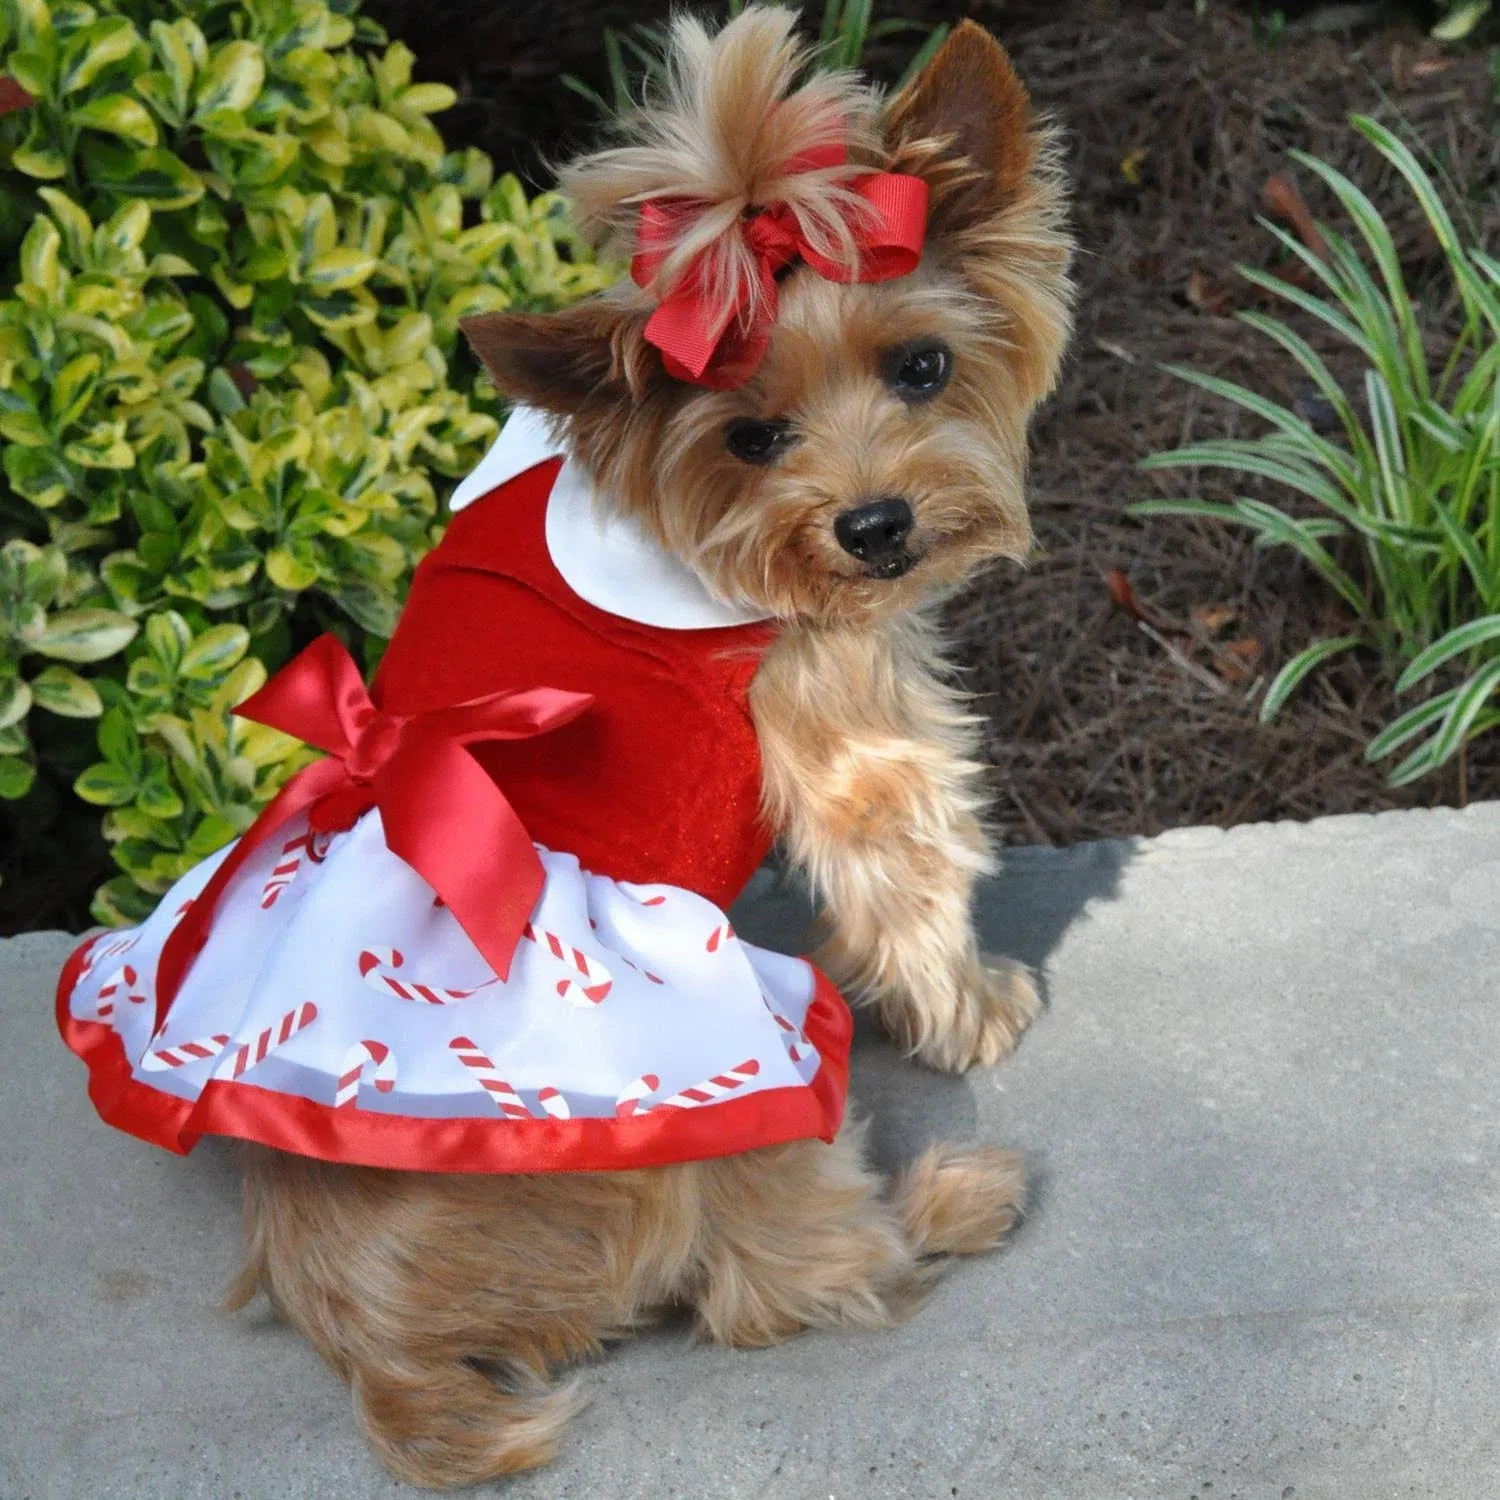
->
(57, 809), (851, 1173)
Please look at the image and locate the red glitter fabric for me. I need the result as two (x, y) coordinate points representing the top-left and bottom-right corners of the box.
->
(373, 458), (779, 908)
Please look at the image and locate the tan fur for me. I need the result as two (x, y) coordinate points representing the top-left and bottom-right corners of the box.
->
(239, 11), (1072, 1485)
(233, 1130), (1021, 1487)
(561, 9), (885, 311)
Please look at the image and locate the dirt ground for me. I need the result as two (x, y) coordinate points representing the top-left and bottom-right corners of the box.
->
(6, 1), (1497, 933)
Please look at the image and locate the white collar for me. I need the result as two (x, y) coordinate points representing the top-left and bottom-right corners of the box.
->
(448, 407), (771, 632)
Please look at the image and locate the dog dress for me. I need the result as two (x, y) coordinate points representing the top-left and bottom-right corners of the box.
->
(57, 406), (851, 1173)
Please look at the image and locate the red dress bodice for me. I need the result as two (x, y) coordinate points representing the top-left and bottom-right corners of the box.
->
(373, 459), (777, 908)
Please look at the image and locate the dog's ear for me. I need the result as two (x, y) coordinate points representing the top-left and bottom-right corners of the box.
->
(882, 21), (1037, 236)
(460, 300), (660, 419)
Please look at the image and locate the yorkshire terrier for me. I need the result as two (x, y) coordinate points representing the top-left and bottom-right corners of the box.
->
(229, 9), (1072, 1484)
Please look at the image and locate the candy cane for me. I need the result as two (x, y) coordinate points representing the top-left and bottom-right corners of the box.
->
(615, 1074), (660, 1119)
(617, 882), (669, 908)
(521, 923), (612, 1004)
(448, 1036), (532, 1119)
(536, 1086), (571, 1120)
(653, 1059), (760, 1112)
(617, 954), (665, 986)
(704, 923), (735, 954)
(80, 934), (136, 980)
(96, 965), (148, 1018)
(334, 1039), (396, 1108)
(762, 992), (815, 1064)
(141, 1031), (231, 1071)
(259, 830), (330, 909)
(358, 948), (486, 1005)
(215, 1002), (319, 1081)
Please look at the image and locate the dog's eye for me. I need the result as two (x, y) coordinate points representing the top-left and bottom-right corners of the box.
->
(883, 341), (953, 401)
(724, 418), (794, 465)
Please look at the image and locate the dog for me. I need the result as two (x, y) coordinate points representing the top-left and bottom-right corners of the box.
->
(227, 9), (1072, 1484)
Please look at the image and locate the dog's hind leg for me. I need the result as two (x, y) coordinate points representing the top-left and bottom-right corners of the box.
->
(889, 1141), (1025, 1257)
(688, 1125), (1021, 1349)
(233, 1146), (695, 1487)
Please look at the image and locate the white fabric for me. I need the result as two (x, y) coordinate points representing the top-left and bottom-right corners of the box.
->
(66, 812), (821, 1122)
(449, 406), (771, 631)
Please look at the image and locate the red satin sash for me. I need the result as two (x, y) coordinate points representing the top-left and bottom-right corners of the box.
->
(154, 635), (591, 1030)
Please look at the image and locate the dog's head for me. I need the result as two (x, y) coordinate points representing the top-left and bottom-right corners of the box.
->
(462, 6), (1073, 626)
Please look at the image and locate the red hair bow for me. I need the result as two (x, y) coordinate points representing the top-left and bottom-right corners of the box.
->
(154, 635), (592, 1029)
(631, 144), (929, 389)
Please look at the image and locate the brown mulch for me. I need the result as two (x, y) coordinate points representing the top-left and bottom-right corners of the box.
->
(7, 2), (1497, 934)
(940, 1), (1500, 843)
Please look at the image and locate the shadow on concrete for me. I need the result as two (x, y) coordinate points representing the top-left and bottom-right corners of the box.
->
(730, 839), (1134, 1176)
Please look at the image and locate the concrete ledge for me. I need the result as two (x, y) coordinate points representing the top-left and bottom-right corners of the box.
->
(4, 801), (1499, 1498)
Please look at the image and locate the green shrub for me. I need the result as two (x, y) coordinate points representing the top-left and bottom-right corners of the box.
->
(1133, 115), (1500, 787)
(0, 0), (614, 924)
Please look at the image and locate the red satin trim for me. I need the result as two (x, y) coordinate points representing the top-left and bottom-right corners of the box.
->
(156, 635), (592, 1031)
(630, 146), (929, 388)
(56, 936), (853, 1174)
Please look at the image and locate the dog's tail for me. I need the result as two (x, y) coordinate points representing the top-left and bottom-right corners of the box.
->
(352, 1357), (586, 1486)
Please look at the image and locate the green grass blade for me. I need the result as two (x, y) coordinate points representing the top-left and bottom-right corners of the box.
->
(1232, 499), (1368, 615)
(1250, 219), (1353, 306)
(1239, 239), (1371, 357)
(835, 0), (872, 66)
(1291, 146), (1427, 393)
(1160, 363), (1360, 483)
(1260, 635), (1361, 721)
(1235, 308), (1362, 434)
(558, 73), (610, 112)
(602, 28), (630, 113)
(1365, 368), (1411, 522)
(1430, 498), (1499, 606)
(1351, 116), (1464, 264)
(1140, 441), (1352, 508)
(1395, 614), (1500, 690)
(1413, 656), (1500, 770)
(1351, 118), (1483, 343)
(895, 23), (948, 91)
(1365, 686), (1460, 761)
(1125, 498), (1241, 523)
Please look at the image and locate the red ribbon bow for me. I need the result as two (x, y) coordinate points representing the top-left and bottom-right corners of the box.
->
(631, 143), (929, 389)
(154, 635), (592, 1029)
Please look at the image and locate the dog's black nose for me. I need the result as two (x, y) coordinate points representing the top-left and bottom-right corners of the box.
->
(834, 497), (914, 562)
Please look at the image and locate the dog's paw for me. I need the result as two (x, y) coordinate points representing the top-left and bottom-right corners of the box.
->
(895, 1142), (1024, 1257)
(907, 956), (1039, 1073)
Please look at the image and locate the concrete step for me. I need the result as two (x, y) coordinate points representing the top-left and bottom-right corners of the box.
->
(4, 801), (1498, 1498)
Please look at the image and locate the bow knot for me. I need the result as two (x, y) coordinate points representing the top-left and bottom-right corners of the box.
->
(154, 635), (592, 1029)
(342, 705), (404, 783)
(631, 144), (929, 390)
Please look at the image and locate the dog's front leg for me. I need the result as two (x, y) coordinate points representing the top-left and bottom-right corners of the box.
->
(750, 619), (1038, 1073)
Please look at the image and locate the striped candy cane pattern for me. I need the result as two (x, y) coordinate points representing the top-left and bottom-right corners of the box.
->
(762, 992), (815, 1064)
(448, 1036), (532, 1119)
(259, 830), (331, 909)
(536, 1086), (571, 1120)
(141, 1032), (231, 1071)
(704, 923), (735, 954)
(614, 1074), (660, 1118)
(654, 1059), (760, 1111)
(617, 954), (665, 986)
(215, 1002), (319, 1081)
(334, 1039), (397, 1108)
(80, 934), (136, 980)
(521, 923), (613, 1005)
(96, 965), (149, 1018)
(358, 948), (486, 1005)
(617, 882), (668, 907)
